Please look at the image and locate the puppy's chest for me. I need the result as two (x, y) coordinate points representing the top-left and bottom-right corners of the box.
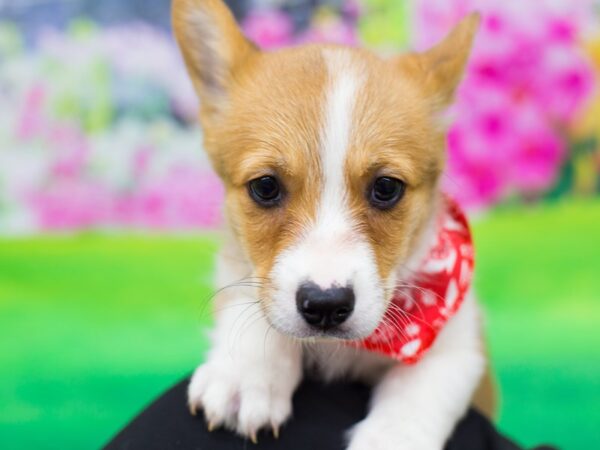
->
(302, 342), (395, 383)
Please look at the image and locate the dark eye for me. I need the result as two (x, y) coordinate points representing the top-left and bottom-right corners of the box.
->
(248, 176), (283, 207)
(369, 177), (406, 210)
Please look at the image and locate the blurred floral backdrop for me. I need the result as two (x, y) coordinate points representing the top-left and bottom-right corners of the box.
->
(0, 0), (598, 234)
(2, 2), (599, 450)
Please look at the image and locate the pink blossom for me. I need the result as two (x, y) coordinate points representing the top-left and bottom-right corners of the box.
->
(547, 17), (577, 44)
(242, 10), (294, 50)
(444, 156), (507, 210)
(510, 132), (564, 192)
(444, 114), (511, 209)
(532, 46), (595, 122)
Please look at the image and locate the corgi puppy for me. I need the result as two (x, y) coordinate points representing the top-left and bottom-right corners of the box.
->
(173, 1), (491, 448)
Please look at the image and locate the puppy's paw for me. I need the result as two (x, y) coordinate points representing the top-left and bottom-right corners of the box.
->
(347, 418), (440, 450)
(188, 358), (299, 441)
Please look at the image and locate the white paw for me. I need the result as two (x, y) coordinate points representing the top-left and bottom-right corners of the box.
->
(347, 418), (441, 450)
(188, 357), (299, 441)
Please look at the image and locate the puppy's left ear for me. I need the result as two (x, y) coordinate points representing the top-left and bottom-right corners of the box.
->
(398, 13), (480, 111)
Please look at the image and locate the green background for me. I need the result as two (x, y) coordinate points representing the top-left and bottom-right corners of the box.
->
(1, 200), (599, 449)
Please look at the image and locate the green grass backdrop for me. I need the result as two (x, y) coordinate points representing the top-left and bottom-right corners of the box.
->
(1, 200), (599, 449)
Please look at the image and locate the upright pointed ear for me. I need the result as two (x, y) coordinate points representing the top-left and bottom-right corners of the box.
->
(398, 13), (480, 111)
(172, 0), (257, 121)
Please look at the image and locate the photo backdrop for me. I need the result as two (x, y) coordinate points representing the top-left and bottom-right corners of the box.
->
(1, 0), (598, 233)
(1, 2), (599, 450)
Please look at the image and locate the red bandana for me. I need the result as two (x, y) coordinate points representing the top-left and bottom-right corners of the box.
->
(354, 197), (474, 364)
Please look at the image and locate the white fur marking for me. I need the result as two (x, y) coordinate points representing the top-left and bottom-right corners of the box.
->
(315, 49), (360, 242)
(267, 50), (385, 339)
(300, 49), (365, 289)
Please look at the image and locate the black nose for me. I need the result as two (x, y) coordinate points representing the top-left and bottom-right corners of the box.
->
(296, 282), (355, 329)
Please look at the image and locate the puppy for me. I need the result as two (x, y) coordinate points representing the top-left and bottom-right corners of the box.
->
(173, 1), (489, 448)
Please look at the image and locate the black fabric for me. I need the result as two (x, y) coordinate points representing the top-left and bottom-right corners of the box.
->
(104, 378), (543, 450)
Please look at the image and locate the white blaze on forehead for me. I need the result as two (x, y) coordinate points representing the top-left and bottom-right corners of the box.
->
(273, 49), (369, 289)
(268, 50), (384, 338)
(299, 49), (365, 288)
(317, 49), (362, 231)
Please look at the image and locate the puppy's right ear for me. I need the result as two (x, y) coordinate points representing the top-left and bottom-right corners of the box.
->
(172, 0), (257, 121)
(396, 13), (480, 113)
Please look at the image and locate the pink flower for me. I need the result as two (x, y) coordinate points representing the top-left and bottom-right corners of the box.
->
(547, 17), (577, 43)
(242, 10), (294, 50)
(508, 113), (566, 192)
(444, 114), (511, 210)
(444, 157), (507, 210)
(532, 46), (595, 122)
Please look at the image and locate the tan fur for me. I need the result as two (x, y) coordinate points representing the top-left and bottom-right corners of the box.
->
(206, 48), (329, 277)
(473, 365), (498, 419)
(396, 13), (481, 111)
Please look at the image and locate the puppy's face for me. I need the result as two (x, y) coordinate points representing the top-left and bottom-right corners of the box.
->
(173, 0), (479, 340)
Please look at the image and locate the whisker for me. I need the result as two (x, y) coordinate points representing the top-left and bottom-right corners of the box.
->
(212, 300), (260, 315)
(381, 308), (410, 340)
(196, 274), (268, 319)
(387, 301), (437, 333)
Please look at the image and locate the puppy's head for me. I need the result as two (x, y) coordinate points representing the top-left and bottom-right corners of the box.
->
(173, 0), (479, 340)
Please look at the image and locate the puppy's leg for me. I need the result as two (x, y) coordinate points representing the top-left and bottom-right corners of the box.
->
(188, 247), (303, 440)
(348, 294), (485, 450)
